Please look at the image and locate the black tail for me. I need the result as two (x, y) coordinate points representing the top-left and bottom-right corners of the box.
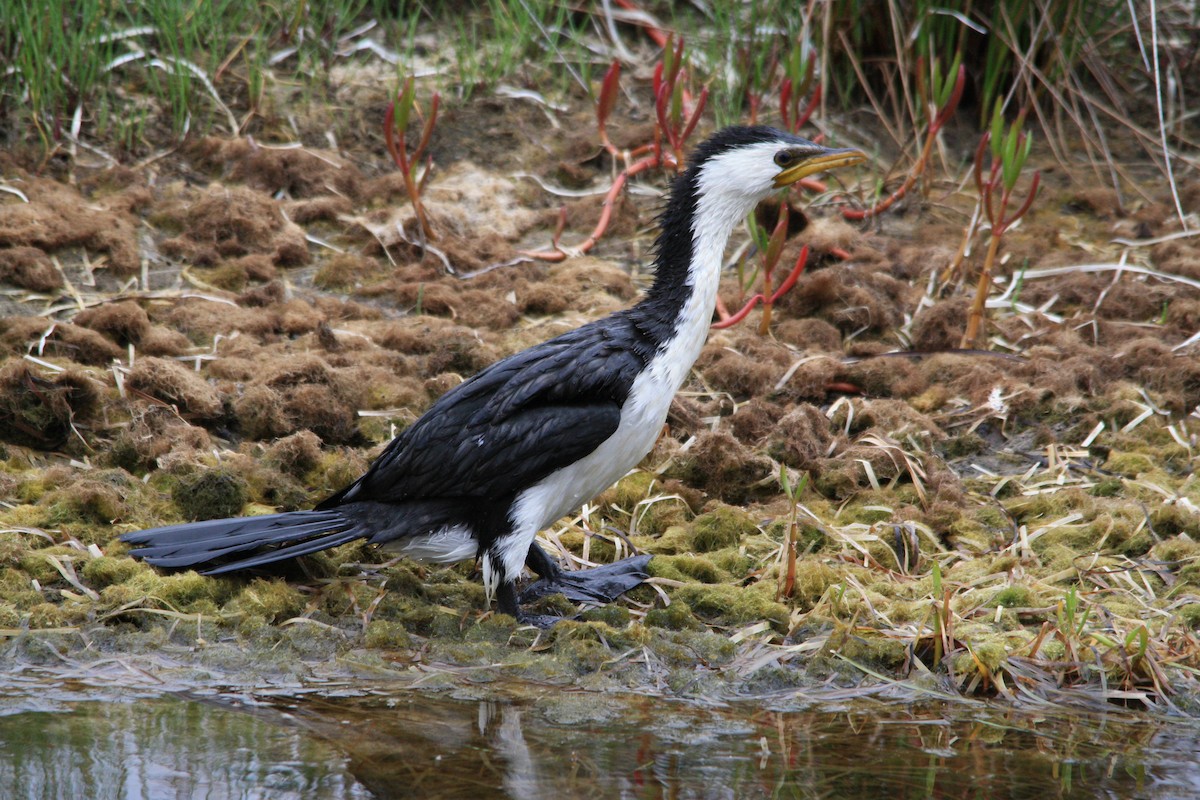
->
(121, 510), (364, 575)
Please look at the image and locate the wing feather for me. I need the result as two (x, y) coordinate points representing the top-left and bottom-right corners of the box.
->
(319, 317), (651, 509)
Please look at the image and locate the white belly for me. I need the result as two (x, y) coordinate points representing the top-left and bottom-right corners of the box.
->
(381, 524), (478, 563)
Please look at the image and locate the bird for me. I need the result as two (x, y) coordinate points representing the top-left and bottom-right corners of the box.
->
(122, 126), (866, 625)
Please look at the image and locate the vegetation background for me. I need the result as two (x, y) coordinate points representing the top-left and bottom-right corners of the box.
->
(0, 0), (1198, 716)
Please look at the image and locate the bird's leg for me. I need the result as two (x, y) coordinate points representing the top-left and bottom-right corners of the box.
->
(496, 576), (559, 629)
(519, 542), (653, 606)
(524, 542), (562, 581)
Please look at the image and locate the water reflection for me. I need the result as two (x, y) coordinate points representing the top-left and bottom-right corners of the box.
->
(0, 696), (370, 800)
(1, 684), (1198, 800)
(272, 691), (1200, 800)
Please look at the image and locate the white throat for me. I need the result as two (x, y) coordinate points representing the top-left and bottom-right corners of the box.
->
(670, 150), (782, 372)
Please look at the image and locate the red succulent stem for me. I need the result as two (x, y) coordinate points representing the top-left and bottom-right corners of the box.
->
(780, 77), (793, 131)
(597, 60), (622, 156)
(841, 65), (964, 221)
(769, 245), (809, 303)
(680, 87), (708, 146)
(714, 246), (809, 331)
(521, 155), (671, 262)
(613, 0), (669, 48)
(935, 65), (966, 128)
(973, 133), (990, 197)
(795, 82), (822, 130)
(711, 295), (765, 329)
(384, 82), (437, 242)
(1008, 171), (1041, 223)
(413, 92), (440, 163)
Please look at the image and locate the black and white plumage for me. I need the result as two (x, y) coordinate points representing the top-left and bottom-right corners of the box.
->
(122, 126), (866, 624)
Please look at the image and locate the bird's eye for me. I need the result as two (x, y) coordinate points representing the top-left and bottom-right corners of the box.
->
(774, 151), (796, 168)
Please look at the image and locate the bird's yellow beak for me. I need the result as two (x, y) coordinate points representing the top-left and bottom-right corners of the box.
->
(774, 147), (867, 188)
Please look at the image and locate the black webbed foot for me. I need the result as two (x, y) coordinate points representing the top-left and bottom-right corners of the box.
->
(515, 611), (563, 629)
(518, 554), (652, 605)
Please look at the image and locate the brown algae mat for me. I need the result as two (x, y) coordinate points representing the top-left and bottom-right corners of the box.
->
(1, 97), (1199, 711)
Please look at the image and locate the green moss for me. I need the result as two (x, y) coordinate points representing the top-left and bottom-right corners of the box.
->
(790, 561), (840, 605)
(16, 476), (48, 504)
(27, 602), (70, 628)
(835, 633), (906, 669)
(605, 471), (655, 509)
(1178, 561), (1200, 589)
(238, 465), (310, 512)
(0, 602), (20, 628)
(521, 592), (577, 619)
(81, 556), (145, 588)
(1177, 604), (1200, 628)
(1154, 537), (1200, 562)
(812, 461), (860, 499)
(1089, 479), (1124, 497)
(1004, 491), (1083, 524)
(387, 601), (464, 638)
(645, 601), (702, 631)
(161, 571), (236, 610)
(668, 628), (737, 665)
(309, 453), (364, 496)
(553, 529), (618, 562)
(282, 621), (345, 660)
(100, 569), (235, 615)
(672, 583), (788, 627)
(954, 641), (1008, 674)
(1151, 505), (1200, 538)
(990, 584), (1034, 609)
(634, 497), (691, 538)
(691, 505), (758, 552)
(602, 472), (694, 537)
(1103, 451), (1155, 477)
(767, 520), (829, 556)
(942, 432), (986, 458)
(203, 262), (248, 291)
(657, 554), (726, 583)
(173, 469), (248, 521)
(0, 533), (29, 568)
(841, 504), (893, 525)
(1040, 543), (1082, 572)
(709, 550), (754, 578)
(459, 614), (520, 643)
(43, 480), (126, 525)
(314, 254), (375, 290)
(229, 578), (307, 623)
(18, 546), (80, 584)
(377, 563), (428, 600)
(641, 525), (692, 555)
(97, 582), (143, 610)
(579, 605), (631, 627)
(545, 621), (619, 673)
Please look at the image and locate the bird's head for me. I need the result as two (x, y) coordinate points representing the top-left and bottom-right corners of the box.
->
(687, 126), (866, 214)
(650, 126), (867, 296)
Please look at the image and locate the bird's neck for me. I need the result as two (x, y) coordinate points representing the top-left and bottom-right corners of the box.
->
(633, 169), (753, 349)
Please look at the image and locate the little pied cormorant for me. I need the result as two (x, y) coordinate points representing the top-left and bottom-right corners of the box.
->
(122, 126), (866, 625)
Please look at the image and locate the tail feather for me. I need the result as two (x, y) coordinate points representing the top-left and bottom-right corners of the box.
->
(121, 510), (363, 574)
(202, 529), (363, 574)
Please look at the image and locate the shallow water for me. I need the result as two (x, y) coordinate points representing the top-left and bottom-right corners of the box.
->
(1, 682), (1197, 800)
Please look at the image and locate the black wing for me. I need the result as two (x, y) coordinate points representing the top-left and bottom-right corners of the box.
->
(319, 317), (651, 507)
